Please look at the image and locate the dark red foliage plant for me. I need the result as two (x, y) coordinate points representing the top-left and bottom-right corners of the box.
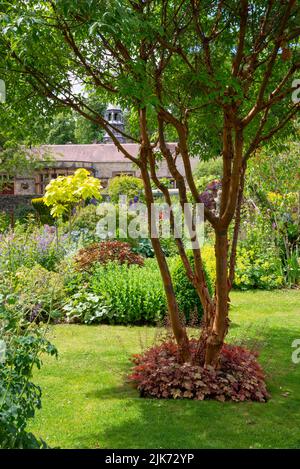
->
(75, 240), (144, 271)
(128, 339), (269, 402)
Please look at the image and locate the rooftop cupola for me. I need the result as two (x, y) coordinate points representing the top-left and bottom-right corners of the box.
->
(103, 104), (126, 143)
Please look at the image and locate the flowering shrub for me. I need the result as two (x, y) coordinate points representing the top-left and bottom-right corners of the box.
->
(234, 246), (284, 290)
(15, 264), (66, 322)
(75, 240), (144, 271)
(195, 241), (283, 291)
(0, 224), (66, 273)
(129, 339), (268, 402)
(68, 204), (99, 245)
(246, 145), (299, 287)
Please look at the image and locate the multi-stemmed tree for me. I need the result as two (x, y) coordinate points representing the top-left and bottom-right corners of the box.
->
(1, 0), (299, 367)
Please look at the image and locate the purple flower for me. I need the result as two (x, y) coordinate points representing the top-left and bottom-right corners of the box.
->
(30, 303), (42, 322)
(44, 225), (56, 235)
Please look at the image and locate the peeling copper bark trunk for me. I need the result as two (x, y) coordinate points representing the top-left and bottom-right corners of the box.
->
(139, 144), (191, 363)
(152, 235), (191, 363)
(191, 232), (230, 368)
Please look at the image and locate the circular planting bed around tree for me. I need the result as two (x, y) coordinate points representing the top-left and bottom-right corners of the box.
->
(129, 339), (268, 403)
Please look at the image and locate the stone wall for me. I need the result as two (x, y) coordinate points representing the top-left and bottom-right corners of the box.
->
(0, 195), (34, 213)
(14, 177), (36, 196)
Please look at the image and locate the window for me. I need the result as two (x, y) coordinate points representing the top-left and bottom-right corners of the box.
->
(112, 171), (135, 178)
(35, 169), (79, 195)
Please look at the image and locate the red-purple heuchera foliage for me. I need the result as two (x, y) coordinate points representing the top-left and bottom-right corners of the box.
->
(75, 241), (144, 271)
(128, 339), (269, 402)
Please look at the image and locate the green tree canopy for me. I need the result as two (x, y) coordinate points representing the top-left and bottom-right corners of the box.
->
(0, 0), (299, 367)
(46, 111), (76, 144)
(74, 94), (106, 144)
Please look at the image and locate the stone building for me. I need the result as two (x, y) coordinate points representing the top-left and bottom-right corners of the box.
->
(0, 106), (198, 211)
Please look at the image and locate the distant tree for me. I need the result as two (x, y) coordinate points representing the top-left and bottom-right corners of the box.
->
(0, 145), (52, 191)
(0, 81), (53, 190)
(74, 95), (105, 144)
(43, 97), (106, 144)
(46, 112), (76, 144)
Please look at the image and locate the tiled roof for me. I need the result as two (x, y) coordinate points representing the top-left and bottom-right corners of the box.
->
(38, 143), (178, 163)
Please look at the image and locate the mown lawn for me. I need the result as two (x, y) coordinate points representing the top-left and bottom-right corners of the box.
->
(29, 290), (300, 449)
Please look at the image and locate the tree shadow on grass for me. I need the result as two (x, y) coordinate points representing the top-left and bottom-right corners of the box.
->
(85, 383), (137, 400)
(73, 325), (300, 449)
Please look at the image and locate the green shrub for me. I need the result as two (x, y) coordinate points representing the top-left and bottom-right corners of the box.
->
(59, 256), (85, 295)
(90, 259), (166, 324)
(73, 204), (98, 230)
(0, 286), (57, 448)
(15, 264), (66, 321)
(131, 237), (178, 258)
(201, 244), (216, 285)
(69, 204), (153, 250)
(59, 259), (108, 324)
(192, 239), (284, 291)
(0, 211), (10, 233)
(14, 204), (36, 224)
(284, 251), (300, 287)
(171, 251), (213, 321)
(160, 237), (179, 257)
(233, 212), (284, 290)
(32, 197), (55, 225)
(234, 246), (284, 290)
(62, 289), (109, 324)
(194, 157), (223, 192)
(131, 238), (155, 258)
(107, 175), (144, 203)
(87, 253), (213, 325)
(66, 204), (101, 245)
